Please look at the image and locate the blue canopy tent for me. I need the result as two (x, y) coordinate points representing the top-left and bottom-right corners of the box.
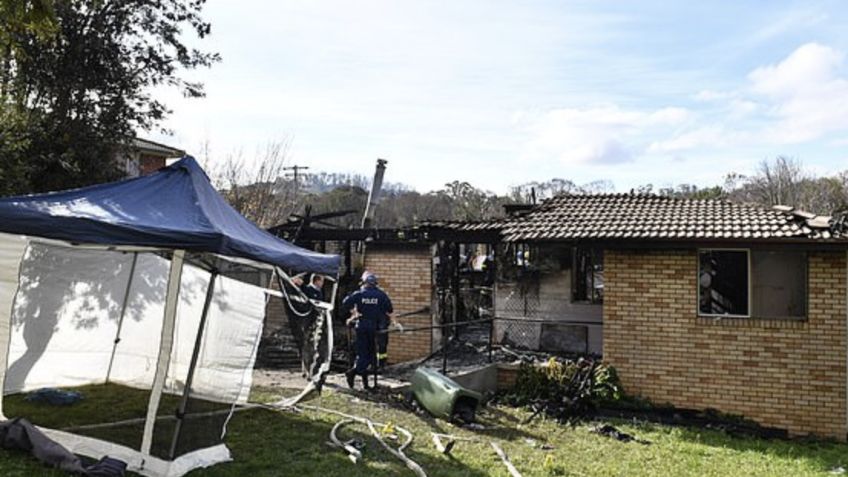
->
(0, 157), (339, 476)
(0, 156), (340, 275)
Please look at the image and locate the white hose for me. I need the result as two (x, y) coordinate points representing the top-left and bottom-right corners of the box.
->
(280, 403), (428, 477)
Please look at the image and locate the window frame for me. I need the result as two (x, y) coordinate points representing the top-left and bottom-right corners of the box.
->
(572, 246), (604, 305)
(697, 248), (752, 318)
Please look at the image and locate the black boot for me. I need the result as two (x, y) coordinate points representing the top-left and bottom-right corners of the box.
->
(361, 374), (374, 391)
(345, 369), (356, 389)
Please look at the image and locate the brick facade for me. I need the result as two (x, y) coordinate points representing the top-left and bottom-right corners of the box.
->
(364, 244), (434, 364)
(604, 249), (847, 439)
(139, 155), (167, 175)
(264, 279), (285, 338)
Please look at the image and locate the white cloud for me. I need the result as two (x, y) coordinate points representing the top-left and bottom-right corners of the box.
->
(520, 104), (692, 165)
(728, 99), (758, 118)
(647, 107), (692, 125)
(748, 42), (848, 143)
(647, 126), (726, 154)
(521, 108), (632, 164)
(748, 9), (828, 44)
(521, 43), (848, 167)
(660, 43), (848, 155)
(693, 89), (732, 102)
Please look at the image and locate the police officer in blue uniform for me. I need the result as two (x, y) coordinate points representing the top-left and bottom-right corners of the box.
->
(292, 273), (325, 301)
(341, 272), (393, 389)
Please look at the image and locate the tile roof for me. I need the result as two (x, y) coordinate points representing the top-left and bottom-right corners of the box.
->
(425, 194), (848, 243)
(418, 219), (509, 232)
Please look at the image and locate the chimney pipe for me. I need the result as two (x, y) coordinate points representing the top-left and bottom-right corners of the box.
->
(361, 159), (388, 229)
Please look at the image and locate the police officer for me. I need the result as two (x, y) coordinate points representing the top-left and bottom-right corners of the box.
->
(303, 274), (325, 301)
(292, 274), (325, 301)
(341, 272), (393, 389)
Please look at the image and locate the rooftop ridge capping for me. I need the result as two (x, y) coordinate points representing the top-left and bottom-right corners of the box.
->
(541, 192), (789, 210)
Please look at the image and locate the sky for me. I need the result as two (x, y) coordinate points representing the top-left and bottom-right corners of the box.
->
(152, 0), (848, 193)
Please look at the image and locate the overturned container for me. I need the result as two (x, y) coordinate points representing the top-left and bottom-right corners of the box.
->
(410, 367), (482, 422)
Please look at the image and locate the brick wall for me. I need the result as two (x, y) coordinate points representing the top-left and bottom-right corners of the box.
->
(364, 244), (434, 364)
(497, 365), (520, 391)
(604, 249), (847, 439)
(265, 278), (285, 337)
(139, 155), (167, 175)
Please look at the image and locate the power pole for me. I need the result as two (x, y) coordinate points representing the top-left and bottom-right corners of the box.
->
(284, 165), (310, 196)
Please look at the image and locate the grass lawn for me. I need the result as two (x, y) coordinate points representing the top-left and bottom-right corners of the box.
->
(2, 384), (848, 476)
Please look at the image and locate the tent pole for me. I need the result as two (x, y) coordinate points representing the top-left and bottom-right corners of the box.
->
(141, 249), (185, 455)
(105, 252), (138, 384)
(169, 271), (217, 459)
(329, 273), (339, 308)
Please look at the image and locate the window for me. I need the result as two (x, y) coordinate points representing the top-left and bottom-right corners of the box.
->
(698, 249), (807, 319)
(751, 251), (807, 319)
(699, 250), (749, 316)
(573, 247), (603, 304)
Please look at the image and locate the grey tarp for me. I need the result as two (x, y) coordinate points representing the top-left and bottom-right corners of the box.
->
(0, 417), (126, 476)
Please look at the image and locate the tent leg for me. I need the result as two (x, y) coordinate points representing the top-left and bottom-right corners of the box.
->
(329, 274), (339, 308)
(105, 252), (138, 384)
(169, 271), (217, 459)
(141, 250), (185, 455)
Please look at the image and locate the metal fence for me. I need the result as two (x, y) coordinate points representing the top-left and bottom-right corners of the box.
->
(258, 275), (601, 379)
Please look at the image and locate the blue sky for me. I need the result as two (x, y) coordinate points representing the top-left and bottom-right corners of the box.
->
(153, 0), (848, 193)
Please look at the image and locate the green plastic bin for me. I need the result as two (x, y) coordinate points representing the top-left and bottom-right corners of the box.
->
(410, 367), (482, 422)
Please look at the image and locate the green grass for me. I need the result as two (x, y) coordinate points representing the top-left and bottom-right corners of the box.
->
(2, 385), (848, 476)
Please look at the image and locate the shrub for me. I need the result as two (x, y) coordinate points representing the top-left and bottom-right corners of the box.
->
(503, 357), (622, 421)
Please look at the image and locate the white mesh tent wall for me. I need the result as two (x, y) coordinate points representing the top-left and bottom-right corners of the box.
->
(0, 158), (340, 476)
(0, 235), (272, 476)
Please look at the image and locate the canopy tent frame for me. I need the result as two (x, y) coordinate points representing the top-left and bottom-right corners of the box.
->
(142, 249), (186, 455)
(0, 237), (339, 476)
(105, 252), (139, 384)
(169, 270), (217, 459)
(0, 158), (341, 477)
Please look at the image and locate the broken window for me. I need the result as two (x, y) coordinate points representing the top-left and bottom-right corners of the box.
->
(699, 249), (807, 319)
(573, 248), (603, 304)
(699, 250), (749, 316)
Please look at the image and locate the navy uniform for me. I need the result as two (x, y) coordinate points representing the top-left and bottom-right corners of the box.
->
(376, 314), (390, 368)
(296, 274), (324, 302)
(302, 282), (324, 301)
(341, 274), (393, 389)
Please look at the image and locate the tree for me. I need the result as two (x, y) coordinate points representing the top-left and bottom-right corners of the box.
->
(739, 156), (808, 208)
(656, 184), (724, 200)
(0, 0), (218, 194)
(721, 157), (848, 215)
(435, 181), (504, 221)
(207, 141), (299, 229)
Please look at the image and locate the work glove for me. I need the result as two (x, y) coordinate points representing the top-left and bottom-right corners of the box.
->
(394, 322), (404, 333)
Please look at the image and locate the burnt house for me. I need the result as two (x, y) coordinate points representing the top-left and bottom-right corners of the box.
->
(267, 191), (848, 440)
(466, 193), (848, 439)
